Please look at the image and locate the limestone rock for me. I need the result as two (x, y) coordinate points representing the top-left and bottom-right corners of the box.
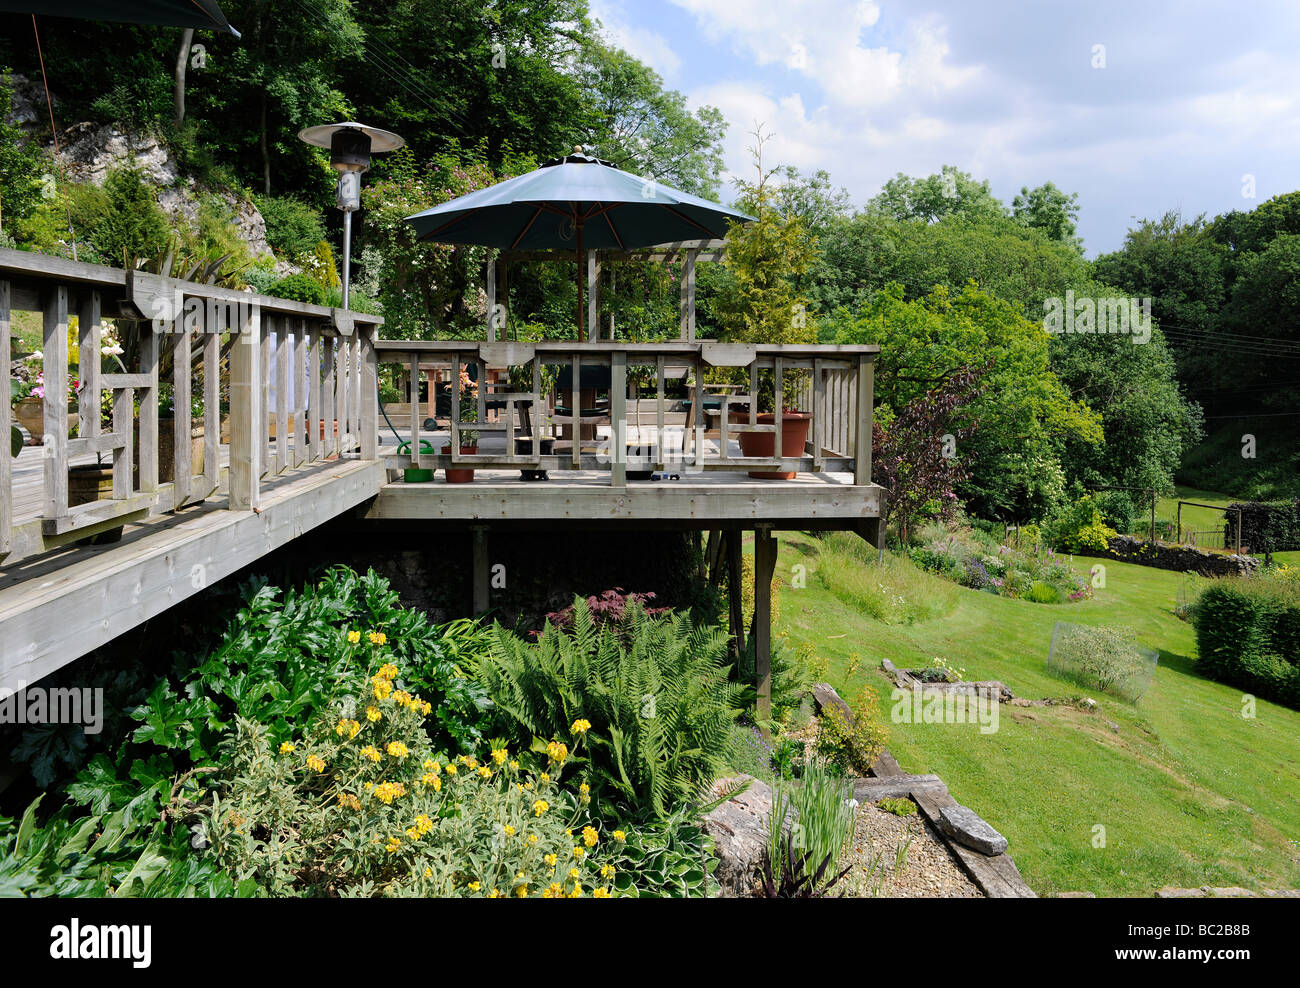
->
(702, 775), (775, 897)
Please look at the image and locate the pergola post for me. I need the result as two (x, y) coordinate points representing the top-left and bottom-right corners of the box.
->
(753, 527), (777, 732)
(587, 250), (601, 341)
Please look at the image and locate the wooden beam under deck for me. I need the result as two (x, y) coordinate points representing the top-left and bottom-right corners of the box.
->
(363, 476), (884, 530)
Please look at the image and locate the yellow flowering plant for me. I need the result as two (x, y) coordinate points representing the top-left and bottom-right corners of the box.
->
(200, 664), (627, 898)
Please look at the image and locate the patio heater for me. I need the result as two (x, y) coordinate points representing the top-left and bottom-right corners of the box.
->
(297, 122), (404, 308)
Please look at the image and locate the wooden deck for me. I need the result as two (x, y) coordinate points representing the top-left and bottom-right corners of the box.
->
(2, 250), (883, 714)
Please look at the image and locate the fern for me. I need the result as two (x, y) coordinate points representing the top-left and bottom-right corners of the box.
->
(480, 599), (743, 818)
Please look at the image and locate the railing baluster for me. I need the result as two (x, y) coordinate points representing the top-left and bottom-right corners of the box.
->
(0, 279), (10, 554)
(172, 323), (191, 507)
(308, 325), (322, 464)
(202, 329), (218, 496)
(259, 316), (271, 478)
(77, 292), (101, 441)
(111, 384), (132, 500)
(276, 317), (289, 474)
(856, 355), (873, 485)
(42, 286), (69, 520)
(408, 349), (420, 470)
(655, 354), (665, 472)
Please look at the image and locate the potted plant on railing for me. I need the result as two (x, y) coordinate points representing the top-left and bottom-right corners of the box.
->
(443, 367), (479, 483)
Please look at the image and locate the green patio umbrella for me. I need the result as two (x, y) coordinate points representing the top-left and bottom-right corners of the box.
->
(0, 0), (239, 35)
(405, 148), (755, 332)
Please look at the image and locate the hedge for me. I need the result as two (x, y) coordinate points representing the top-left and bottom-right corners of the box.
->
(1191, 577), (1300, 709)
(1225, 500), (1300, 554)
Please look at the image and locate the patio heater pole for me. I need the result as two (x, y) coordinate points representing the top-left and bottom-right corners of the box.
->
(297, 123), (405, 309)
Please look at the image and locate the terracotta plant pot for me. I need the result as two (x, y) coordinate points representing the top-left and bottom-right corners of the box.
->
(136, 419), (205, 484)
(67, 463), (123, 545)
(737, 411), (812, 480)
(442, 444), (478, 484)
(13, 396), (43, 438)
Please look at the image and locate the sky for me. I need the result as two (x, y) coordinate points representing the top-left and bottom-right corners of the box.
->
(588, 0), (1300, 256)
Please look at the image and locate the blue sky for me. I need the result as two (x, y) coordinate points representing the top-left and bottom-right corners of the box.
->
(589, 0), (1300, 256)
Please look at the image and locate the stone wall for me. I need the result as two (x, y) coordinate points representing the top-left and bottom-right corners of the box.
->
(1095, 535), (1259, 577)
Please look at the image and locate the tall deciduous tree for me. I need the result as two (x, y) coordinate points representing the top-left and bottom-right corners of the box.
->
(576, 42), (725, 198)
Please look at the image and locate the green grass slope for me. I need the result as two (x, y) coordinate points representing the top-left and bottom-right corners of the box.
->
(773, 534), (1300, 897)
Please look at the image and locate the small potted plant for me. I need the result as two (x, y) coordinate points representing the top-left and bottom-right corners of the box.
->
(443, 367), (479, 483)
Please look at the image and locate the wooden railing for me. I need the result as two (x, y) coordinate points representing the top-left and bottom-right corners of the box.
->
(0, 248), (381, 563)
(374, 340), (878, 486)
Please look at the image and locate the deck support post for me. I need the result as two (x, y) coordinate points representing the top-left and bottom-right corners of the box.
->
(726, 530), (744, 662)
(472, 525), (489, 615)
(753, 526), (777, 733)
(705, 529), (722, 583)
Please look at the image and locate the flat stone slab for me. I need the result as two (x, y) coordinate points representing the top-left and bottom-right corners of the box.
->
(852, 774), (947, 801)
(939, 804), (1008, 856)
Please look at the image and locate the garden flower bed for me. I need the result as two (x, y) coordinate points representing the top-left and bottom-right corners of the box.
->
(908, 522), (1093, 603)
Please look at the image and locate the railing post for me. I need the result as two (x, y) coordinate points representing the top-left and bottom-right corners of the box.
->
(361, 327), (378, 460)
(229, 305), (261, 510)
(855, 355), (874, 485)
(610, 349), (626, 486)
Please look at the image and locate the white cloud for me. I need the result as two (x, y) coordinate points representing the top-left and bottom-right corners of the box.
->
(664, 0), (1300, 251)
(589, 0), (683, 80)
(671, 0), (978, 108)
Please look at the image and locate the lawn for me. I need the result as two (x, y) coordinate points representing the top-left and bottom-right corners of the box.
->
(770, 532), (1300, 897)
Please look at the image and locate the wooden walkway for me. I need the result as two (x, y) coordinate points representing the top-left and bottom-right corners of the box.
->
(1, 456), (384, 691)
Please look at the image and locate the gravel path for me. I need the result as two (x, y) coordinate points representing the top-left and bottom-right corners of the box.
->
(840, 800), (982, 897)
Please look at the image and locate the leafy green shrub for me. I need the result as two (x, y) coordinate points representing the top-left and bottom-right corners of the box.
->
(1225, 499), (1300, 554)
(1046, 623), (1158, 702)
(1191, 576), (1300, 708)
(814, 685), (888, 775)
(268, 272), (328, 306)
(479, 598), (743, 818)
(0, 793), (246, 898)
(255, 194), (326, 260)
(909, 521), (1091, 603)
(1046, 496), (1118, 553)
(878, 796), (917, 817)
(90, 167), (171, 267)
